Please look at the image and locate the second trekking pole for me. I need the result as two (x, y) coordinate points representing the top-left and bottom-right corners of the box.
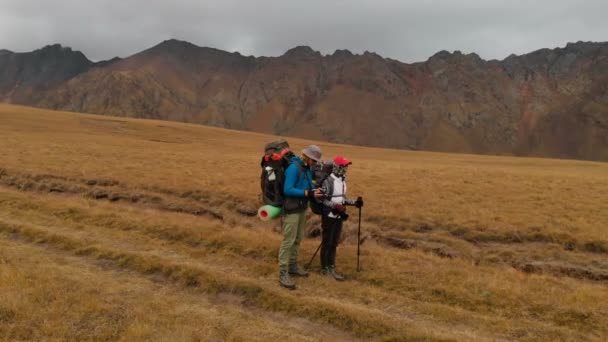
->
(305, 242), (322, 271)
(357, 205), (362, 272)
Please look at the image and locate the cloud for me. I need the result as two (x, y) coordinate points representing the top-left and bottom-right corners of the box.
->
(1, 0), (607, 62)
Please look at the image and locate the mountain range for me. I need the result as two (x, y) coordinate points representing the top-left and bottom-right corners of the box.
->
(1, 39), (607, 160)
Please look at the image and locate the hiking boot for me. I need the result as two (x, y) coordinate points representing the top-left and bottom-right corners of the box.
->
(279, 270), (296, 290)
(320, 267), (332, 277)
(288, 264), (309, 277)
(329, 266), (345, 281)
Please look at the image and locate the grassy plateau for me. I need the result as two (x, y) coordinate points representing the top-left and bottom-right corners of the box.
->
(0, 103), (607, 341)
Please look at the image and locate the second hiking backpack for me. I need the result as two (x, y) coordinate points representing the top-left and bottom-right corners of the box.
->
(309, 159), (334, 215)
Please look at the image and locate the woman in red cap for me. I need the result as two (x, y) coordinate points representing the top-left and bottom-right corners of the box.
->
(319, 156), (363, 280)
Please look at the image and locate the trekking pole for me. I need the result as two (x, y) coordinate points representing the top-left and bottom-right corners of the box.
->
(357, 206), (362, 272)
(305, 242), (323, 271)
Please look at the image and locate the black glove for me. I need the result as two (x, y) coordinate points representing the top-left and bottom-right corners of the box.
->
(355, 196), (364, 208)
(306, 190), (316, 199)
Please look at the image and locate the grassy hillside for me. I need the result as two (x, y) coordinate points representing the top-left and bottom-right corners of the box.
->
(1, 104), (607, 340)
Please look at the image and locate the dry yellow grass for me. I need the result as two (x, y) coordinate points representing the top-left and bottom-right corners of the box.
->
(1, 103), (607, 341)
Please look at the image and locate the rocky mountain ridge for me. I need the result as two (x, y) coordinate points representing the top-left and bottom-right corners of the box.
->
(1, 39), (607, 160)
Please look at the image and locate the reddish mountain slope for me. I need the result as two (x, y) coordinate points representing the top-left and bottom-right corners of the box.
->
(1, 40), (607, 160)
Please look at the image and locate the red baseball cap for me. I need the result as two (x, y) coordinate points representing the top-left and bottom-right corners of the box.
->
(333, 156), (352, 166)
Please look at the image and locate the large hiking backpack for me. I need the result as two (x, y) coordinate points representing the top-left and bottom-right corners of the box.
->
(309, 159), (334, 215)
(260, 139), (294, 207)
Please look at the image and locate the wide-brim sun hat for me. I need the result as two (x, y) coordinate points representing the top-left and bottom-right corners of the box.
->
(302, 145), (322, 162)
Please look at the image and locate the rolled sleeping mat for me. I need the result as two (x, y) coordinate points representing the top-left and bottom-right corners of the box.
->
(258, 205), (282, 221)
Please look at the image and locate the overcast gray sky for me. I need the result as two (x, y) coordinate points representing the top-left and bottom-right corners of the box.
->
(1, 0), (607, 62)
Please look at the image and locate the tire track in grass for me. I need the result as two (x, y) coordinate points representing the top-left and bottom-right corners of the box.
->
(0, 218), (444, 341)
(0, 237), (358, 342)
(0, 188), (601, 340)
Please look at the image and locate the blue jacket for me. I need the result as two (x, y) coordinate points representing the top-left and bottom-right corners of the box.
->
(283, 156), (315, 197)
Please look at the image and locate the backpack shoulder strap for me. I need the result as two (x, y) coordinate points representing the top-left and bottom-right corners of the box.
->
(322, 175), (334, 197)
(288, 161), (316, 191)
(288, 160), (304, 181)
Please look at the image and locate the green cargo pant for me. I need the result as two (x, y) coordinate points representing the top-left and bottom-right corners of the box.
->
(278, 210), (306, 271)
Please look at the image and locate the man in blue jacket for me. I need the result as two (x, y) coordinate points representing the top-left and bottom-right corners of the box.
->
(279, 144), (323, 290)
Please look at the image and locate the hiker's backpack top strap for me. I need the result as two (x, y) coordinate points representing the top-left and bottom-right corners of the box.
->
(293, 161), (304, 184)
